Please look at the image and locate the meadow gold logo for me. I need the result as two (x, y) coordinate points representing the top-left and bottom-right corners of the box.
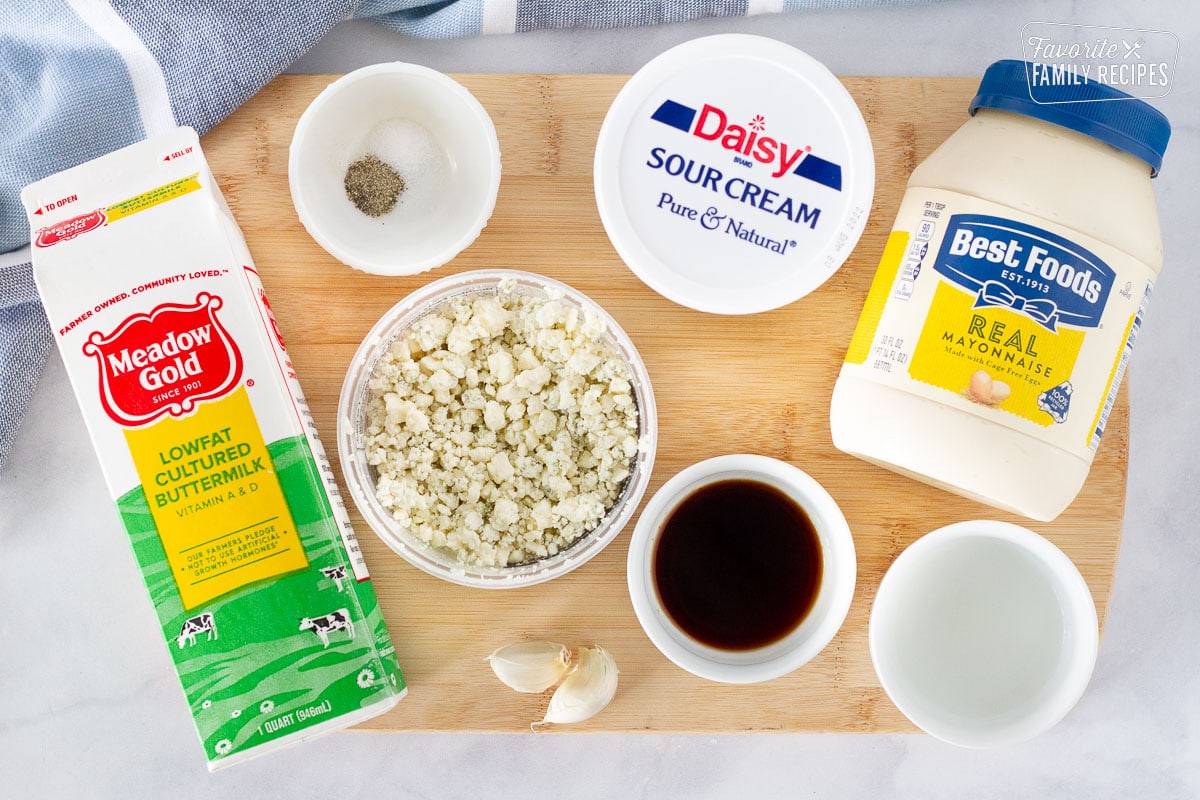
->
(83, 293), (243, 426)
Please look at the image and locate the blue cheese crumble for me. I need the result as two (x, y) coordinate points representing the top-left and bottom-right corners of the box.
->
(365, 290), (639, 567)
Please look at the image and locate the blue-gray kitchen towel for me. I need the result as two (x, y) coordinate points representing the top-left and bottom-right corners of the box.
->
(0, 0), (898, 471)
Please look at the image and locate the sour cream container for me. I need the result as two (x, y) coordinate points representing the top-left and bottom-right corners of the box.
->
(830, 61), (1171, 521)
(594, 35), (874, 314)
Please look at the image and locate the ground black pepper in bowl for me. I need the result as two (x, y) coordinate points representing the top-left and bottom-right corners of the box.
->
(344, 154), (406, 217)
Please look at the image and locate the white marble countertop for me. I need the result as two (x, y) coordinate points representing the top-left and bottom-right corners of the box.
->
(3, 1), (1197, 796)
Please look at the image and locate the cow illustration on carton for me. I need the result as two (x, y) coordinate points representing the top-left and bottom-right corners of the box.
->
(299, 608), (356, 649)
(177, 612), (218, 648)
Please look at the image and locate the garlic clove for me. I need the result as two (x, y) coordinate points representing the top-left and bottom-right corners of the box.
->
(538, 645), (618, 726)
(487, 641), (572, 693)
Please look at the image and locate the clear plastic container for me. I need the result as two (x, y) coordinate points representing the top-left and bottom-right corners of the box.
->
(338, 269), (658, 588)
(830, 61), (1170, 521)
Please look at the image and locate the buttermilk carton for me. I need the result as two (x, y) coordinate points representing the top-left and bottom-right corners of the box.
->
(21, 127), (405, 769)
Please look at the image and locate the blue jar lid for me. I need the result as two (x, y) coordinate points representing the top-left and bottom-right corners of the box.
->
(969, 59), (1170, 176)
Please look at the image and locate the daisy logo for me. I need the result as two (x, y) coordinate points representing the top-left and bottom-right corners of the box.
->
(214, 739), (233, 756)
(357, 667), (377, 689)
(650, 98), (843, 190)
(259, 699), (275, 714)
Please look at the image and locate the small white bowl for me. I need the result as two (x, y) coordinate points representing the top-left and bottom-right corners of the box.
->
(627, 455), (856, 683)
(869, 520), (1099, 748)
(288, 62), (501, 276)
(338, 269), (658, 589)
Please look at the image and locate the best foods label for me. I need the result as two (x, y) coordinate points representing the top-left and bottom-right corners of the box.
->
(22, 127), (405, 770)
(842, 188), (1153, 457)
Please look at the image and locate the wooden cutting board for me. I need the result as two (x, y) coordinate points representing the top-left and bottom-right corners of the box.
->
(202, 74), (1127, 733)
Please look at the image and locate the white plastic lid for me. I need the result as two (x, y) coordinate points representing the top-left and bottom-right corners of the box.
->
(594, 35), (875, 314)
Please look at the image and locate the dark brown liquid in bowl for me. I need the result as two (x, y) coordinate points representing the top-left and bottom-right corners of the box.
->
(652, 479), (823, 651)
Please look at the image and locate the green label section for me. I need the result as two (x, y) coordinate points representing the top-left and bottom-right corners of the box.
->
(118, 434), (405, 765)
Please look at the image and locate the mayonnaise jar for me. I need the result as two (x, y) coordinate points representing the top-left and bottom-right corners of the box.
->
(830, 60), (1171, 521)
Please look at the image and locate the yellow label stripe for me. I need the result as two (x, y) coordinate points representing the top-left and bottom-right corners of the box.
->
(105, 173), (201, 224)
(124, 386), (309, 610)
(845, 231), (909, 365)
(1088, 311), (1136, 446)
(909, 283), (1084, 427)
